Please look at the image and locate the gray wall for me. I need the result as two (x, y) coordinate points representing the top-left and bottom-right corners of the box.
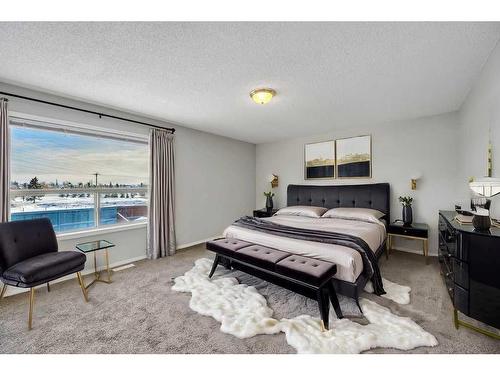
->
(457, 40), (500, 217)
(256, 112), (460, 256)
(1, 82), (256, 284)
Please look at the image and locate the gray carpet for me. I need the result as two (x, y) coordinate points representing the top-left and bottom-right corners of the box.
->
(0, 245), (498, 353)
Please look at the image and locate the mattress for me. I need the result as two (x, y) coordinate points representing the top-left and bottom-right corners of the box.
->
(223, 215), (386, 283)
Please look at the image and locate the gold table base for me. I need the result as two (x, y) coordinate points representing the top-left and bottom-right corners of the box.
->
(79, 248), (112, 291)
(386, 233), (429, 263)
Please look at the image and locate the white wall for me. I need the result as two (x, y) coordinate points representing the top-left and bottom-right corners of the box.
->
(457, 40), (500, 217)
(1, 82), (255, 292)
(256, 112), (460, 256)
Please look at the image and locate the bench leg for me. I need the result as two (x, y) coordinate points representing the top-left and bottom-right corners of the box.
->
(317, 287), (330, 330)
(328, 281), (344, 319)
(208, 254), (221, 278)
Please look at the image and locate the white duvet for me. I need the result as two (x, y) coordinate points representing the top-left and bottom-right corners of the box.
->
(223, 215), (386, 283)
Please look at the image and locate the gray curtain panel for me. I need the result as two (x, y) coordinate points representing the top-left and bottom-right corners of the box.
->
(0, 98), (9, 223)
(147, 128), (176, 259)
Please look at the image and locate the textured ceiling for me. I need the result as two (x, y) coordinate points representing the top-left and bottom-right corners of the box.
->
(0, 22), (499, 143)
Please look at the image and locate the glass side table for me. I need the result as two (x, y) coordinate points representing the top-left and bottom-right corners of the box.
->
(76, 239), (115, 291)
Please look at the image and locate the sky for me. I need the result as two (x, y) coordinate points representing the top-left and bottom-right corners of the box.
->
(11, 126), (149, 186)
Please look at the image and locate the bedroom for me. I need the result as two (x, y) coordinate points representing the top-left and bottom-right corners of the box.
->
(0, 1), (499, 373)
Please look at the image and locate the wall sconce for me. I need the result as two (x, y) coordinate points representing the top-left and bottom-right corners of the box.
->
(268, 174), (279, 188)
(411, 173), (422, 190)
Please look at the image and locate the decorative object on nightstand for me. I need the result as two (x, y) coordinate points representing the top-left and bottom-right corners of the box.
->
(398, 196), (413, 226)
(253, 208), (278, 218)
(264, 191), (275, 213)
(386, 221), (429, 260)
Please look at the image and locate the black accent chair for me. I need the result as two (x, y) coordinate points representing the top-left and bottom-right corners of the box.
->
(0, 218), (88, 329)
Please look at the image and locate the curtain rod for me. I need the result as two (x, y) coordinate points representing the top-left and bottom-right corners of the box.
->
(0, 91), (175, 133)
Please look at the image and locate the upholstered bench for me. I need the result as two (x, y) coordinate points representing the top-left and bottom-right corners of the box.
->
(206, 238), (343, 330)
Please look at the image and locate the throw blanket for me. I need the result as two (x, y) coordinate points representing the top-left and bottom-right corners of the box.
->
(232, 216), (386, 295)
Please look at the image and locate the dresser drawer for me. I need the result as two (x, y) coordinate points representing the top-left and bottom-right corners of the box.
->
(444, 272), (455, 301)
(440, 256), (455, 299)
(454, 284), (469, 315)
(439, 223), (456, 256)
(454, 232), (469, 262)
(452, 258), (469, 290)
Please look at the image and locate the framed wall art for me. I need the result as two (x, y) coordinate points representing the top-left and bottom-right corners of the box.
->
(304, 140), (335, 179)
(336, 135), (371, 178)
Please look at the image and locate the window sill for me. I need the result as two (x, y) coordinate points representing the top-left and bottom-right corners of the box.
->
(56, 222), (147, 241)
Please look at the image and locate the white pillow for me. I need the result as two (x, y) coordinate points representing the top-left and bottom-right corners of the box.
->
(274, 205), (328, 218)
(321, 207), (385, 223)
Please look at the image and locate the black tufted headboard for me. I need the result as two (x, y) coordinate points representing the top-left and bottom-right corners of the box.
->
(287, 183), (390, 222)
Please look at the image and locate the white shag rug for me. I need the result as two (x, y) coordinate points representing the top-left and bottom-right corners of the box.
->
(172, 258), (438, 354)
(364, 278), (412, 305)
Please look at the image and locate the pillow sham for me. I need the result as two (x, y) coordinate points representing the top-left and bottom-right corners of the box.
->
(274, 205), (328, 218)
(321, 207), (385, 223)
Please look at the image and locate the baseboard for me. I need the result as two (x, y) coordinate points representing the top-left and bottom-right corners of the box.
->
(176, 235), (221, 250)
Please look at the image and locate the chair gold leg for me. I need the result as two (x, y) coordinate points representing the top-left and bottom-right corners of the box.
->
(0, 284), (7, 299)
(76, 272), (89, 302)
(28, 288), (35, 330)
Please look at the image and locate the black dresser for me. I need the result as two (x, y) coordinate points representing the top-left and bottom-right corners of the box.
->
(438, 211), (500, 339)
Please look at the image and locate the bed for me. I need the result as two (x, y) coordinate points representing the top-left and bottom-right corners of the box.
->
(223, 183), (390, 306)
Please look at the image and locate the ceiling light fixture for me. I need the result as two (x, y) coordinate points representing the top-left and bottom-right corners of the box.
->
(250, 88), (276, 105)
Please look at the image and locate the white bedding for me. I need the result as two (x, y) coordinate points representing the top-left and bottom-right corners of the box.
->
(223, 215), (386, 283)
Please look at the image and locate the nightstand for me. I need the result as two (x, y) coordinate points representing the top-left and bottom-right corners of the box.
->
(387, 222), (429, 259)
(253, 208), (278, 218)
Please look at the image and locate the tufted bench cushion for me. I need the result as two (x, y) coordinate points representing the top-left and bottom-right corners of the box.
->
(275, 255), (337, 287)
(206, 238), (253, 257)
(206, 239), (337, 287)
(234, 244), (289, 271)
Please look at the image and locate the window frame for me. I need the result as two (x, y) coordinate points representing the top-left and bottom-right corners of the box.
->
(8, 112), (150, 236)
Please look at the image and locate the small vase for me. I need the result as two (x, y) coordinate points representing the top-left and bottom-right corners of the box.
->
(402, 205), (413, 226)
(265, 196), (274, 213)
